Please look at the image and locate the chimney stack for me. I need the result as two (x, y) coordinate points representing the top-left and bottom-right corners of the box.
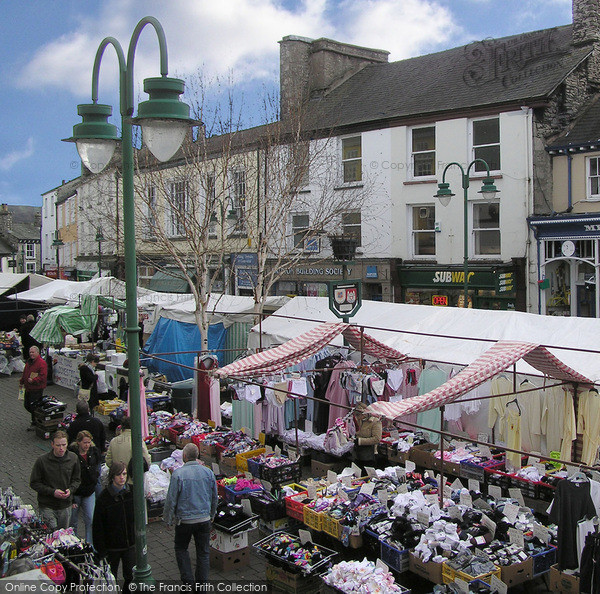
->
(279, 36), (389, 120)
(573, 0), (600, 45)
(0, 204), (13, 234)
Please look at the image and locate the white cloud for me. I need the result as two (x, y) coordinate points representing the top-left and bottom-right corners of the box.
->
(0, 138), (34, 171)
(18, 0), (461, 97)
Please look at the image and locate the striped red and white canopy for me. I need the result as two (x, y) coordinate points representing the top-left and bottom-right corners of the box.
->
(215, 321), (407, 378)
(367, 340), (592, 420)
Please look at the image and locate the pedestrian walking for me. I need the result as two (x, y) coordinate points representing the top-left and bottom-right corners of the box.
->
(105, 416), (151, 484)
(69, 430), (101, 543)
(79, 354), (100, 412)
(163, 443), (218, 585)
(67, 400), (107, 453)
(29, 430), (80, 529)
(92, 461), (135, 591)
(20, 345), (48, 430)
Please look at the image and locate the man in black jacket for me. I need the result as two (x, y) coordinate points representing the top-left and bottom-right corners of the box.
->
(30, 430), (81, 529)
(67, 400), (107, 453)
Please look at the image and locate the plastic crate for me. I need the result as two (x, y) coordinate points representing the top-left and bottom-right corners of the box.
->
(303, 505), (324, 532)
(236, 448), (266, 472)
(285, 491), (309, 522)
(531, 545), (557, 576)
(322, 514), (342, 540)
(263, 461), (302, 486)
(248, 492), (287, 521)
(485, 468), (513, 493)
(442, 562), (501, 585)
(536, 480), (558, 502)
(223, 483), (263, 504)
(510, 474), (537, 498)
(247, 458), (263, 478)
(380, 540), (409, 574)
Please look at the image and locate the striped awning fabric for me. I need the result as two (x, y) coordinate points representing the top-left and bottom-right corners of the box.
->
(367, 340), (592, 420)
(216, 321), (407, 377)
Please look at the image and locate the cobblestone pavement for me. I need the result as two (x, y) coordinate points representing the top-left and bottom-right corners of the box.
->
(0, 373), (267, 585)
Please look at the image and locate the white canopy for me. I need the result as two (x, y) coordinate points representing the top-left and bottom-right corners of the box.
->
(0, 273), (52, 296)
(9, 276), (155, 305)
(248, 296), (600, 382)
(154, 294), (290, 328)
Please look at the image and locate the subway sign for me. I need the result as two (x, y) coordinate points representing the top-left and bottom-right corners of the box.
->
(398, 267), (516, 294)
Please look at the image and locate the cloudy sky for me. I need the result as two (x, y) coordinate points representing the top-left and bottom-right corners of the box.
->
(0, 0), (572, 207)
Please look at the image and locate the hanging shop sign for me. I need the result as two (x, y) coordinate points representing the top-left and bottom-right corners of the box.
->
(231, 253), (258, 289)
(329, 280), (362, 319)
(496, 271), (515, 294)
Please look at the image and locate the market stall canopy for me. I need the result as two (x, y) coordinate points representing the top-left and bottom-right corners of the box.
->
(216, 321), (406, 378)
(0, 273), (52, 296)
(155, 294), (290, 328)
(248, 296), (600, 382)
(367, 340), (592, 420)
(30, 305), (89, 344)
(9, 276), (154, 305)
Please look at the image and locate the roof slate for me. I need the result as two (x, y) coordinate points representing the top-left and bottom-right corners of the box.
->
(307, 25), (590, 130)
(548, 94), (600, 147)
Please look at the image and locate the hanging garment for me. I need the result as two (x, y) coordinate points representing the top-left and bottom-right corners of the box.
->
(386, 369), (404, 392)
(197, 355), (219, 422)
(395, 362), (422, 431)
(325, 361), (356, 430)
(416, 367), (448, 442)
(577, 517), (596, 568)
(578, 388), (600, 466)
(312, 356), (341, 434)
(505, 404), (522, 472)
(580, 529), (600, 594)
(549, 479), (597, 570)
(517, 379), (543, 453)
(209, 377), (221, 427)
(232, 399), (254, 434)
(541, 385), (576, 460)
(489, 375), (513, 440)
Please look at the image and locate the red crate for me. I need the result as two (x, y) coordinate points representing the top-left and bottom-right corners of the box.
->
(285, 491), (308, 522)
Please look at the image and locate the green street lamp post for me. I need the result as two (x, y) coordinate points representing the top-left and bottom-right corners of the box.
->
(51, 231), (64, 279)
(64, 16), (196, 584)
(95, 226), (105, 277)
(434, 160), (499, 307)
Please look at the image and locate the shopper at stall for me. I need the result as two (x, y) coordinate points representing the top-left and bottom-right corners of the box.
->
(163, 443), (218, 585)
(19, 314), (39, 359)
(69, 430), (101, 543)
(353, 402), (383, 468)
(20, 345), (48, 430)
(67, 400), (107, 453)
(104, 416), (151, 484)
(79, 354), (100, 412)
(29, 430), (81, 529)
(92, 461), (135, 591)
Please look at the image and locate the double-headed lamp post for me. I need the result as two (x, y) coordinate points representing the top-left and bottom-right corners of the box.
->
(434, 159), (499, 307)
(95, 226), (104, 277)
(63, 16), (196, 584)
(51, 231), (64, 279)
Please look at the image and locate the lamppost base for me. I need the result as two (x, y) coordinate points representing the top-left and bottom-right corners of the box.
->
(133, 564), (155, 585)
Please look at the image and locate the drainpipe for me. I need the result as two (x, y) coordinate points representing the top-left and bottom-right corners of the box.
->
(567, 152), (573, 211)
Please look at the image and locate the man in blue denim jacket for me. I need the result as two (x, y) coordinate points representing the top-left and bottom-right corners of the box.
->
(163, 443), (218, 584)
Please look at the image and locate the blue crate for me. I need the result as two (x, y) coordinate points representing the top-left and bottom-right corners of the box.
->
(247, 458), (263, 479)
(532, 545), (557, 576)
(380, 539), (409, 574)
(223, 484), (263, 504)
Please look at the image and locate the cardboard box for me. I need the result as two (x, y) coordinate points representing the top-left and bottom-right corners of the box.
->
(209, 547), (249, 572)
(220, 456), (238, 477)
(408, 552), (444, 584)
(549, 564), (580, 592)
(258, 516), (298, 534)
(409, 443), (438, 469)
(501, 557), (533, 586)
(266, 562), (322, 594)
(311, 459), (345, 477)
(210, 529), (249, 553)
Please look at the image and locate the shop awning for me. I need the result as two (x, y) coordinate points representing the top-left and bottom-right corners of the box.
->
(148, 270), (192, 294)
(216, 321), (407, 378)
(367, 340), (592, 420)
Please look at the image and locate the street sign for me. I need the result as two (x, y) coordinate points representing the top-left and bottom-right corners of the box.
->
(329, 280), (362, 319)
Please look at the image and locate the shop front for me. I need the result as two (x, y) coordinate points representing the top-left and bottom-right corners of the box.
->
(529, 214), (600, 317)
(269, 259), (395, 302)
(398, 263), (522, 310)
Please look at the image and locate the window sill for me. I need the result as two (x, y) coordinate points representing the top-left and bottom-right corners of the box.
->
(334, 183), (364, 191)
(404, 178), (438, 186)
(289, 188), (311, 195)
(584, 197), (600, 202)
